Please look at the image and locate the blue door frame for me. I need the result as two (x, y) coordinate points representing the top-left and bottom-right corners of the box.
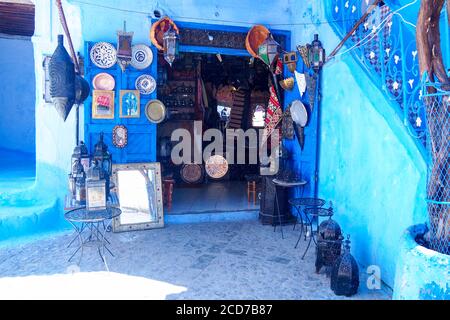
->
(84, 20), (320, 198)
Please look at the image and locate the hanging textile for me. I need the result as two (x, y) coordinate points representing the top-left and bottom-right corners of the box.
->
(262, 85), (283, 144)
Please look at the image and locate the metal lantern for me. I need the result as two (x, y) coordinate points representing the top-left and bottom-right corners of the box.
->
(331, 235), (360, 297)
(258, 33), (280, 68)
(71, 141), (90, 174)
(163, 25), (179, 67)
(49, 34), (76, 121)
(309, 34), (325, 72)
(86, 160), (107, 211)
(74, 75), (90, 105)
(316, 209), (344, 273)
(93, 132), (112, 195)
(73, 159), (86, 203)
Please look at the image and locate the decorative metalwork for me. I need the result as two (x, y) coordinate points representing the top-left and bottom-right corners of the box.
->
(326, 0), (450, 153)
(179, 27), (286, 51)
(423, 79), (450, 255)
(316, 213), (344, 273)
(331, 235), (360, 296)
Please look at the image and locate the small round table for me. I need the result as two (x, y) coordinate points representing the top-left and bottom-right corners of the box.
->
(65, 207), (121, 270)
(300, 207), (333, 260)
(272, 179), (308, 239)
(289, 197), (326, 245)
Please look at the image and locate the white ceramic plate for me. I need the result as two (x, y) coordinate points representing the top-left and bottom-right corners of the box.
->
(135, 74), (156, 95)
(90, 42), (117, 69)
(93, 73), (115, 91)
(131, 44), (153, 70)
(290, 100), (308, 127)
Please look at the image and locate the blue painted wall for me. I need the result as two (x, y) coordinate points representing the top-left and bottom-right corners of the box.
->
(289, 1), (428, 288)
(2, 1), (433, 294)
(0, 36), (35, 153)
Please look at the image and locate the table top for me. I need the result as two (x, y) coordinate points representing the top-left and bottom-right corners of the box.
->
(303, 207), (333, 217)
(65, 207), (122, 223)
(289, 198), (326, 207)
(272, 179), (307, 187)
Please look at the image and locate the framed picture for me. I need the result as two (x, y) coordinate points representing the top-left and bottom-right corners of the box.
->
(111, 163), (164, 232)
(120, 90), (140, 118)
(92, 90), (115, 119)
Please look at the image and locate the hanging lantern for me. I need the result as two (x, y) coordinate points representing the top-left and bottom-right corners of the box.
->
(117, 22), (134, 72)
(331, 235), (360, 297)
(71, 141), (90, 174)
(309, 34), (325, 72)
(258, 33), (280, 68)
(49, 34), (75, 121)
(93, 132), (112, 196)
(73, 159), (86, 203)
(163, 25), (179, 67)
(86, 160), (107, 211)
(74, 75), (90, 105)
(316, 204), (344, 273)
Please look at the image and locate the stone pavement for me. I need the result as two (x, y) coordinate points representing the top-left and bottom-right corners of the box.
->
(0, 220), (391, 300)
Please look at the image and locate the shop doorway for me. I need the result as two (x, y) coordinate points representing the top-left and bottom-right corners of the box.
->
(157, 52), (272, 214)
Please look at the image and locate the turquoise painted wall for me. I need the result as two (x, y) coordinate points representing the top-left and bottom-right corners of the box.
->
(0, 36), (35, 153)
(1, 1), (432, 293)
(289, 1), (428, 288)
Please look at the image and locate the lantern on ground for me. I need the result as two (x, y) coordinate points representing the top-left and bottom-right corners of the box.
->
(73, 159), (86, 203)
(71, 141), (90, 174)
(316, 204), (344, 273)
(86, 160), (107, 211)
(49, 34), (76, 121)
(93, 133), (112, 195)
(258, 33), (280, 68)
(331, 235), (360, 297)
(309, 34), (325, 72)
(163, 25), (179, 67)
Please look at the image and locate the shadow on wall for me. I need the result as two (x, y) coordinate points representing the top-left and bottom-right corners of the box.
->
(0, 36), (36, 154)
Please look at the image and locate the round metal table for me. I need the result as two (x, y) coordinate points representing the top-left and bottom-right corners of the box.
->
(272, 179), (308, 239)
(288, 197), (326, 247)
(300, 207), (333, 260)
(65, 206), (121, 270)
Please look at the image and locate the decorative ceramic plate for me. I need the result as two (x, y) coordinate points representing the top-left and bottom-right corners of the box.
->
(181, 164), (204, 184)
(90, 42), (117, 69)
(290, 100), (308, 127)
(135, 74), (156, 95)
(145, 99), (166, 124)
(205, 155), (229, 179)
(93, 73), (115, 91)
(131, 44), (153, 70)
(112, 125), (128, 148)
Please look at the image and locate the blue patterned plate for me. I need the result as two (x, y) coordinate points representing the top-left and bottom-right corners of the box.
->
(135, 74), (156, 95)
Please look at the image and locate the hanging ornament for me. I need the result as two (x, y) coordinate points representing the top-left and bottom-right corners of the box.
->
(297, 44), (312, 69)
(290, 100), (308, 151)
(49, 34), (76, 121)
(75, 75), (90, 105)
(294, 71), (307, 97)
(305, 72), (318, 113)
(283, 51), (298, 73)
(116, 21), (134, 72)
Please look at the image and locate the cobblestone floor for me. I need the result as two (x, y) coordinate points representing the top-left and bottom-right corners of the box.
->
(0, 220), (391, 300)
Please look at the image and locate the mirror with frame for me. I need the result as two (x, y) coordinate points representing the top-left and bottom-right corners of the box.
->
(111, 163), (164, 232)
